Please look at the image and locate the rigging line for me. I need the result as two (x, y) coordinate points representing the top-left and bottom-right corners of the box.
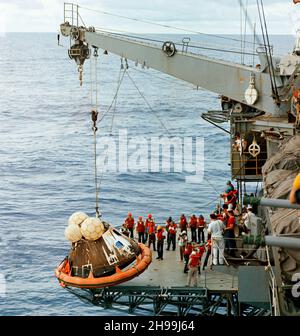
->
(94, 27), (259, 54)
(94, 27), (259, 53)
(256, 0), (276, 99)
(239, 0), (265, 47)
(201, 115), (230, 134)
(98, 69), (127, 123)
(203, 178), (225, 198)
(260, 0), (279, 101)
(110, 66), (123, 134)
(79, 5), (261, 46)
(125, 70), (171, 135)
(95, 29), (259, 57)
(240, 0), (243, 64)
(242, 0), (249, 64)
(89, 51), (100, 216)
(93, 115), (100, 217)
(253, 22), (256, 67)
(90, 53), (93, 107)
(238, 0), (263, 47)
(200, 195), (223, 209)
(97, 67), (123, 195)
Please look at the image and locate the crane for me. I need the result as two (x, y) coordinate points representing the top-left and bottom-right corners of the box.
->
(58, 3), (300, 316)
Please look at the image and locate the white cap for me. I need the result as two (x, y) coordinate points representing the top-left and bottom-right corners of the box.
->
(228, 204), (233, 210)
(247, 204), (253, 210)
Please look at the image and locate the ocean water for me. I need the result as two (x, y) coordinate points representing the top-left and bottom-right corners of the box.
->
(0, 33), (294, 315)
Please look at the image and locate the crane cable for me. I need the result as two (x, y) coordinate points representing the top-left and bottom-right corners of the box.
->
(256, 0), (279, 103)
(96, 61), (125, 196)
(90, 47), (100, 217)
(79, 4), (263, 47)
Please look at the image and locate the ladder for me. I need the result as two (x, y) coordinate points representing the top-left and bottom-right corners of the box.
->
(64, 2), (79, 27)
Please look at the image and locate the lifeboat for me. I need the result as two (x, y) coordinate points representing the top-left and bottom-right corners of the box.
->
(55, 221), (152, 289)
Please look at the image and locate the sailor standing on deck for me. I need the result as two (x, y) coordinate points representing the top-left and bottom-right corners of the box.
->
(178, 231), (188, 261)
(187, 248), (201, 287)
(166, 220), (177, 251)
(243, 205), (257, 236)
(125, 213), (135, 239)
(136, 216), (145, 243)
(224, 210), (236, 257)
(147, 217), (157, 251)
(165, 217), (173, 245)
(207, 214), (225, 265)
(197, 215), (206, 244)
(189, 214), (198, 243)
(156, 226), (166, 260)
(179, 214), (188, 232)
(183, 242), (193, 273)
(145, 214), (154, 243)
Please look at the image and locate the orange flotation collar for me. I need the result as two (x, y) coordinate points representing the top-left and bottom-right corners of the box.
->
(55, 243), (152, 289)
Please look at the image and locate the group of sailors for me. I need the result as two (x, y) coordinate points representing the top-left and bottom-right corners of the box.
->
(120, 212), (211, 286)
(120, 180), (259, 287)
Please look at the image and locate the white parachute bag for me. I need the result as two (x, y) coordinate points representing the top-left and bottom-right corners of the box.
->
(81, 217), (105, 241)
(65, 224), (83, 243)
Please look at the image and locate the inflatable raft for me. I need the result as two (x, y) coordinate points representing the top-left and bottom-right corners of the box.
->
(55, 213), (152, 289)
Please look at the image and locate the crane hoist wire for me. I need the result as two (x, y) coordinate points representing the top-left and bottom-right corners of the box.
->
(91, 55), (127, 217)
(79, 4), (265, 47)
(89, 57), (227, 208)
(96, 62), (125, 198)
(90, 47), (100, 217)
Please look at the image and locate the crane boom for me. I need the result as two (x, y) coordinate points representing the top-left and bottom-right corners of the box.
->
(61, 23), (286, 116)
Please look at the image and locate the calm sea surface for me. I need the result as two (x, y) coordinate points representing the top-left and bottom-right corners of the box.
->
(0, 33), (294, 315)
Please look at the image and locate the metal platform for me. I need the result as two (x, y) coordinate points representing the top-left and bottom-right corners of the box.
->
(65, 247), (270, 316)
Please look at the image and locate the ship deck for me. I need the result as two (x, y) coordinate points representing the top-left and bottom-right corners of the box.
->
(118, 247), (238, 293)
(66, 245), (273, 316)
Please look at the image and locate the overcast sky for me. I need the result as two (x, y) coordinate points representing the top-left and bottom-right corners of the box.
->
(1, 0), (300, 34)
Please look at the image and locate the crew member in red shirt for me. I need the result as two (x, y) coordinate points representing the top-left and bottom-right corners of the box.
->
(189, 215), (197, 242)
(179, 214), (188, 232)
(145, 214), (154, 243)
(136, 216), (145, 243)
(165, 217), (173, 245)
(187, 249), (201, 287)
(125, 212), (135, 239)
(183, 242), (193, 273)
(156, 226), (166, 260)
(197, 215), (206, 244)
(147, 216), (156, 251)
(166, 221), (177, 251)
(224, 210), (236, 257)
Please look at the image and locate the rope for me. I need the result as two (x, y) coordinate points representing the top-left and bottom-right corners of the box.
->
(90, 48), (101, 217)
(125, 70), (171, 135)
(98, 70), (127, 123)
(94, 27), (258, 55)
(79, 5), (262, 47)
(92, 110), (100, 217)
(96, 63), (124, 194)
